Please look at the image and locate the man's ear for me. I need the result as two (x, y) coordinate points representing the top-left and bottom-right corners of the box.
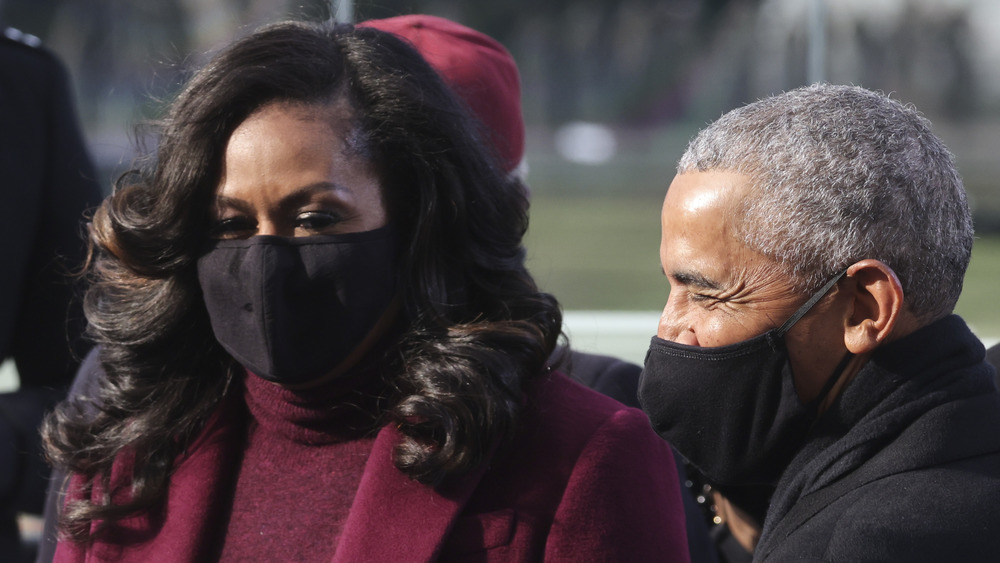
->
(842, 259), (906, 354)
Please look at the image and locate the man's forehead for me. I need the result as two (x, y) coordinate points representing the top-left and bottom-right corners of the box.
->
(663, 170), (748, 216)
(660, 170), (782, 289)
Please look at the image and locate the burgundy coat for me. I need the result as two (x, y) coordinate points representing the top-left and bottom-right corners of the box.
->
(54, 371), (689, 562)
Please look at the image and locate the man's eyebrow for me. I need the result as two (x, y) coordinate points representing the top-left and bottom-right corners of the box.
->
(671, 270), (725, 291)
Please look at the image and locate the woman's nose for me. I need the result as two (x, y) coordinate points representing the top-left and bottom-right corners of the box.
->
(255, 218), (283, 237)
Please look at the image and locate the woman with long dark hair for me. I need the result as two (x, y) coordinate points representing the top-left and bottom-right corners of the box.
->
(42, 20), (687, 562)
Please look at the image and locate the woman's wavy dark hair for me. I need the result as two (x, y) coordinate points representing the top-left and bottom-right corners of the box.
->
(43, 20), (562, 542)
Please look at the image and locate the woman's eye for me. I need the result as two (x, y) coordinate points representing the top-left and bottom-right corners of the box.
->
(209, 216), (256, 239)
(296, 211), (341, 231)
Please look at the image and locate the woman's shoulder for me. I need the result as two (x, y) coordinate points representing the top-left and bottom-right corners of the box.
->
(531, 369), (632, 409)
(518, 370), (662, 452)
(473, 370), (680, 541)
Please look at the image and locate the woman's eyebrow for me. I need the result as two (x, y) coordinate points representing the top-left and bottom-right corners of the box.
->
(212, 195), (254, 214)
(276, 182), (348, 213)
(215, 183), (348, 213)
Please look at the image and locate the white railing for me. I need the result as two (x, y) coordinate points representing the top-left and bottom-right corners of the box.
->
(2, 312), (996, 391)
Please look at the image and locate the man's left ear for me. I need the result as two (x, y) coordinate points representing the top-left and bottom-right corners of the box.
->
(842, 259), (906, 354)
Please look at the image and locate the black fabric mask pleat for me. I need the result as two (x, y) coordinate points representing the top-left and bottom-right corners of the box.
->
(197, 226), (397, 384)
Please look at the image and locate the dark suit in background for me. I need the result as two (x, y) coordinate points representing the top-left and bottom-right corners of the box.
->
(987, 342), (1000, 378)
(0, 27), (101, 562)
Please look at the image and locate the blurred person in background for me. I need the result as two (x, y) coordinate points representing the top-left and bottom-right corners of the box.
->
(39, 19), (688, 562)
(639, 83), (1000, 561)
(359, 14), (719, 563)
(0, 25), (100, 563)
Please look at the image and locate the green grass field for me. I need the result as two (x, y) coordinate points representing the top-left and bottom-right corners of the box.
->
(525, 194), (1000, 344)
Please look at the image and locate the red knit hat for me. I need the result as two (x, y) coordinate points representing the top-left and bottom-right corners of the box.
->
(359, 15), (525, 174)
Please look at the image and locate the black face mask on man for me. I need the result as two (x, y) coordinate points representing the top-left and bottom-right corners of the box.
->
(638, 270), (850, 488)
(197, 226), (397, 385)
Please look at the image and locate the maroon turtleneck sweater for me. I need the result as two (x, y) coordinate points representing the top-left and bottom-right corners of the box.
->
(218, 369), (383, 562)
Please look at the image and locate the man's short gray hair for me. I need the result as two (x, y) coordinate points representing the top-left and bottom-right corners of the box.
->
(678, 83), (973, 322)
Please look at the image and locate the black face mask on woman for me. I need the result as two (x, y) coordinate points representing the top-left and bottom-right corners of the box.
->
(638, 270), (851, 488)
(197, 226), (397, 385)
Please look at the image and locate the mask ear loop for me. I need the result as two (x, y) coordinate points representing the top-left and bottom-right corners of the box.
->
(773, 268), (854, 410)
(774, 269), (849, 339)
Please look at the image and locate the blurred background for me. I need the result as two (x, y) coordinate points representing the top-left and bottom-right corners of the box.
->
(1, 0), (998, 367)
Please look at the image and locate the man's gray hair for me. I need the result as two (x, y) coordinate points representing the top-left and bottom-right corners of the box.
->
(678, 83), (973, 321)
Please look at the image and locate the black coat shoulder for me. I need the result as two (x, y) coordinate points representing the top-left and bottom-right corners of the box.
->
(986, 341), (1000, 384)
(556, 348), (641, 408)
(0, 26), (57, 70)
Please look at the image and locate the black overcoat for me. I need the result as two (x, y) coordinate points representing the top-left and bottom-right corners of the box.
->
(757, 315), (1000, 562)
(0, 27), (101, 558)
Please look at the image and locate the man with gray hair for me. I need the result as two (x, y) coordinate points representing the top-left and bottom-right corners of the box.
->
(638, 83), (1000, 561)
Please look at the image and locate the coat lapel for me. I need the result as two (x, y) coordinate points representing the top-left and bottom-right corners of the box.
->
(332, 425), (491, 563)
